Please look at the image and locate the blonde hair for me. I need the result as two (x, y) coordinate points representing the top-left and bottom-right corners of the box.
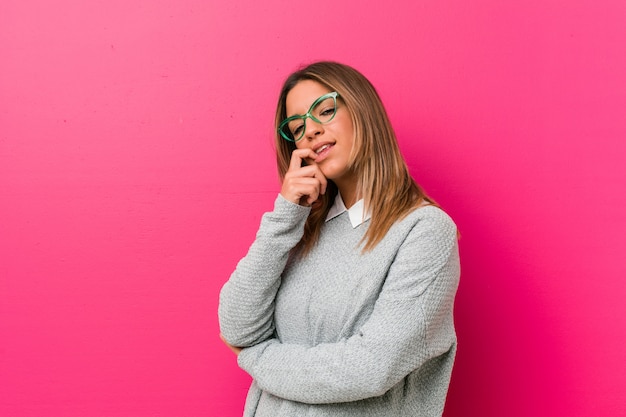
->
(275, 61), (436, 253)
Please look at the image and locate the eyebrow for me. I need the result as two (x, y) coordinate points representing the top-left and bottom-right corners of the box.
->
(287, 100), (316, 119)
(287, 92), (334, 118)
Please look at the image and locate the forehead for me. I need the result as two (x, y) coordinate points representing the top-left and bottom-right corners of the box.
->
(285, 80), (332, 116)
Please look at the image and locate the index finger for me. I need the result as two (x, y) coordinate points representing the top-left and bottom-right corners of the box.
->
(289, 148), (318, 171)
(288, 149), (327, 196)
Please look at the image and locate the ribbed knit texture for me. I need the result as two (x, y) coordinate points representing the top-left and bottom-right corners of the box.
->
(219, 194), (460, 417)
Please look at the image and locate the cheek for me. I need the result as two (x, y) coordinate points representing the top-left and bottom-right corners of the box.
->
(338, 115), (355, 141)
(294, 141), (309, 150)
(340, 124), (355, 150)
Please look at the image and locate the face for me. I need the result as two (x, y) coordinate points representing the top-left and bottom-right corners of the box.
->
(285, 80), (356, 184)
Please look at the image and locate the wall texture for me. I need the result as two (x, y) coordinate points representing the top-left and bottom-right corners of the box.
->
(1, 1), (625, 416)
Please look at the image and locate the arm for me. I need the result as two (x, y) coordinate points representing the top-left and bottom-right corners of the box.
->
(218, 194), (310, 347)
(236, 208), (460, 404)
(219, 148), (327, 347)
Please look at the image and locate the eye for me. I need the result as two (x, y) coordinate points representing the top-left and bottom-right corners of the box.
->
(291, 123), (304, 136)
(313, 96), (336, 120)
(319, 107), (334, 117)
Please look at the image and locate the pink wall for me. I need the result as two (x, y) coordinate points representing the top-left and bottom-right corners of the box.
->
(1, 1), (625, 415)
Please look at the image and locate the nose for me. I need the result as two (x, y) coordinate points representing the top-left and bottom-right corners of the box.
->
(303, 116), (324, 141)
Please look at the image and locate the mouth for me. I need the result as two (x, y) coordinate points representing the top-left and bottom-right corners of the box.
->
(314, 143), (333, 155)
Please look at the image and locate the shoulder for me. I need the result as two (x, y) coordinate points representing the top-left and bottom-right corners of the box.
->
(387, 205), (459, 262)
(404, 205), (457, 239)
(373, 204), (457, 259)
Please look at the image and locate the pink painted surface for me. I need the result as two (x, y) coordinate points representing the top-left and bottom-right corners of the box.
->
(1, 1), (625, 416)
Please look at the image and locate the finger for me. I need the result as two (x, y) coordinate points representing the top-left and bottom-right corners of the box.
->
(294, 164), (327, 196)
(301, 183), (321, 206)
(313, 168), (327, 196)
(220, 333), (242, 356)
(284, 164), (320, 179)
(281, 178), (322, 205)
(282, 168), (325, 199)
(289, 148), (318, 171)
(287, 154), (327, 196)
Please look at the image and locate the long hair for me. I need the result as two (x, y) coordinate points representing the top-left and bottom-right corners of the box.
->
(275, 61), (436, 253)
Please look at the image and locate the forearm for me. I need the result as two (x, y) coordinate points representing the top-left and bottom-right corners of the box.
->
(218, 195), (310, 346)
(237, 294), (457, 404)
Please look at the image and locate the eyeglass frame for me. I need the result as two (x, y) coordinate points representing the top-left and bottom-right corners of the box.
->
(278, 91), (340, 142)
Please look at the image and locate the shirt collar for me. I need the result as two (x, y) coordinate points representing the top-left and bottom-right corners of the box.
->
(325, 192), (372, 228)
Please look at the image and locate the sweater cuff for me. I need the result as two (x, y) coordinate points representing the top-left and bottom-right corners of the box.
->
(237, 339), (277, 373)
(273, 194), (311, 220)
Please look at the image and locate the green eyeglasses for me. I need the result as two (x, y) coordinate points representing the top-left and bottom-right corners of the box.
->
(278, 91), (339, 142)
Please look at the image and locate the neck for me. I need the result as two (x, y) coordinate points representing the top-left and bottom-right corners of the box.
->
(335, 178), (358, 209)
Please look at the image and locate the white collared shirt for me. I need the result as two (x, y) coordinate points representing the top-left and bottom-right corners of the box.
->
(325, 192), (372, 228)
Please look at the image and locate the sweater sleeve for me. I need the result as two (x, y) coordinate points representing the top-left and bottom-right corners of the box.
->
(236, 208), (460, 404)
(218, 194), (311, 347)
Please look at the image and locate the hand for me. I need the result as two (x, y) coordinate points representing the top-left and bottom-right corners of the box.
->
(220, 333), (242, 356)
(280, 149), (327, 206)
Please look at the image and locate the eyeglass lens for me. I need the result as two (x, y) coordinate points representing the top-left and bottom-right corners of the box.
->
(281, 95), (337, 141)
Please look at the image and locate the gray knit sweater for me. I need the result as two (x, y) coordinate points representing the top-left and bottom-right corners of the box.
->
(219, 195), (460, 416)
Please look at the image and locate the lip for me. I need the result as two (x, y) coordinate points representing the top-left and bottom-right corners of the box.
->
(312, 141), (334, 162)
(312, 141), (334, 154)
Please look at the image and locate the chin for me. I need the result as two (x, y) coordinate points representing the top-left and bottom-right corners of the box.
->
(323, 169), (351, 182)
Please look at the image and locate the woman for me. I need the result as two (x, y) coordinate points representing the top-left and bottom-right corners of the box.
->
(218, 61), (460, 416)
